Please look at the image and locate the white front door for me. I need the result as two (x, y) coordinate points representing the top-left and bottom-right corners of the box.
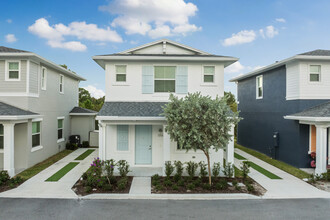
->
(135, 125), (152, 165)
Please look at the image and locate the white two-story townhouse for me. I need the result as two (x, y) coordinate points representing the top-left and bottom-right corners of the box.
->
(0, 46), (96, 176)
(93, 39), (238, 175)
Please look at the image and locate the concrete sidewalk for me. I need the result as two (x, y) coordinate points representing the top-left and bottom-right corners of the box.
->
(0, 148), (98, 199)
(234, 148), (330, 199)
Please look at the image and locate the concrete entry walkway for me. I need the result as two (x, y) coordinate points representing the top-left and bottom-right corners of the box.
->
(0, 148), (98, 199)
(129, 177), (151, 194)
(234, 148), (330, 199)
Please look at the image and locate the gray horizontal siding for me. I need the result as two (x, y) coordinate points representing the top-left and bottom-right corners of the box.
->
(0, 60), (27, 93)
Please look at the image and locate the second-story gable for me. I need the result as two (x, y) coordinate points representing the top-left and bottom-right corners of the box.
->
(93, 39), (238, 102)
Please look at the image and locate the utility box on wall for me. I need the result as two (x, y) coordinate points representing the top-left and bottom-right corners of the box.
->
(273, 132), (279, 147)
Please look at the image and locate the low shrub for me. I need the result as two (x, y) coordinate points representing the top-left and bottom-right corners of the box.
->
(104, 159), (116, 180)
(173, 174), (181, 182)
(172, 184), (179, 191)
(155, 185), (164, 191)
(85, 186), (92, 193)
(152, 174), (160, 181)
(232, 179), (238, 186)
(186, 161), (198, 178)
(174, 161), (184, 178)
(187, 183), (196, 190)
(218, 179), (228, 190)
(164, 179), (173, 187)
(235, 185), (241, 191)
(9, 176), (23, 185)
(117, 177), (128, 190)
(0, 171), (10, 186)
(165, 161), (175, 178)
(241, 161), (251, 180)
(223, 163), (234, 178)
(66, 143), (78, 150)
(82, 141), (90, 148)
(152, 180), (159, 187)
(193, 178), (201, 187)
(202, 183), (211, 190)
(117, 160), (131, 177)
(102, 184), (113, 191)
(212, 162), (221, 178)
(177, 179), (185, 187)
(246, 183), (254, 192)
(199, 161), (208, 179)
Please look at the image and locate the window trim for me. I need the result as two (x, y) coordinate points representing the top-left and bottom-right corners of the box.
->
(59, 74), (64, 94)
(154, 66), (176, 93)
(57, 116), (65, 143)
(116, 125), (129, 152)
(309, 64), (321, 83)
(202, 65), (215, 84)
(31, 119), (42, 150)
(41, 67), (47, 90)
(115, 65), (127, 83)
(256, 75), (263, 99)
(5, 60), (21, 81)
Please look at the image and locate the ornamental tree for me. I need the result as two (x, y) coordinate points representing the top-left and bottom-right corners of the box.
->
(163, 92), (240, 185)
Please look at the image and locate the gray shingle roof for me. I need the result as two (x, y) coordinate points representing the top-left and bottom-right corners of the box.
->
(98, 102), (168, 117)
(299, 49), (330, 56)
(0, 102), (38, 116)
(70, 106), (97, 114)
(289, 101), (330, 117)
(0, 46), (29, 53)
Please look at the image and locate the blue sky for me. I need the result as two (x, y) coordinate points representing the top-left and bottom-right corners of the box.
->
(1, 0), (330, 97)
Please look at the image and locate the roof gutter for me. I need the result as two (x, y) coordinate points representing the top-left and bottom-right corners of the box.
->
(96, 116), (166, 121)
(0, 115), (41, 120)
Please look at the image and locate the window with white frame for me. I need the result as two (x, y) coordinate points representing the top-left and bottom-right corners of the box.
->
(256, 75), (263, 99)
(154, 66), (176, 93)
(32, 121), (41, 148)
(7, 61), (20, 80)
(115, 65), (127, 82)
(0, 124), (3, 149)
(41, 67), (47, 90)
(58, 118), (64, 141)
(310, 65), (321, 82)
(117, 125), (129, 151)
(203, 66), (215, 83)
(59, 75), (64, 93)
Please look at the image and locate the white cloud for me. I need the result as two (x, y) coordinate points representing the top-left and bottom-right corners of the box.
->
(225, 61), (245, 74)
(5, 34), (17, 43)
(6, 19), (12, 24)
(260, 25), (278, 38)
(84, 85), (105, 99)
(100, 0), (201, 38)
(222, 30), (256, 46)
(276, 18), (286, 23)
(28, 18), (122, 51)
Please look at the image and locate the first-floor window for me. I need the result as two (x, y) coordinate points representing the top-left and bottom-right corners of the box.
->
(154, 66), (176, 93)
(117, 125), (129, 151)
(58, 119), (64, 140)
(0, 124), (3, 149)
(32, 121), (41, 147)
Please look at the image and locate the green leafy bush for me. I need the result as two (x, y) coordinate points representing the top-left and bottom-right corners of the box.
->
(212, 162), (221, 178)
(177, 179), (185, 187)
(164, 179), (173, 187)
(246, 183), (254, 192)
(174, 161), (184, 177)
(152, 174), (160, 181)
(104, 159), (116, 179)
(187, 183), (196, 190)
(117, 177), (128, 190)
(199, 161), (208, 179)
(172, 184), (179, 191)
(102, 184), (113, 191)
(241, 161), (251, 180)
(217, 179), (228, 190)
(155, 185), (164, 191)
(116, 160), (131, 177)
(232, 179), (238, 186)
(223, 163), (234, 178)
(0, 171), (10, 186)
(193, 178), (201, 187)
(202, 183), (211, 190)
(82, 141), (90, 148)
(186, 161), (198, 178)
(85, 186), (92, 193)
(165, 161), (174, 178)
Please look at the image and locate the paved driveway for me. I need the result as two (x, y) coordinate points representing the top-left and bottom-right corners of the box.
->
(0, 198), (329, 220)
(0, 148), (98, 199)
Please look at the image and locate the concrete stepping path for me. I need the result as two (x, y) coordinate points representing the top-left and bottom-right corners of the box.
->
(0, 148), (98, 199)
(234, 148), (330, 199)
(129, 177), (151, 194)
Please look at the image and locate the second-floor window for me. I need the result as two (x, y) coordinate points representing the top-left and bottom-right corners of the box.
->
(32, 121), (41, 148)
(154, 66), (176, 93)
(310, 65), (321, 82)
(203, 66), (215, 83)
(7, 61), (20, 80)
(59, 75), (64, 93)
(116, 65), (126, 82)
(41, 67), (47, 90)
(256, 75), (263, 99)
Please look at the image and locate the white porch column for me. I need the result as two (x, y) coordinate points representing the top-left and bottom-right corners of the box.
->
(3, 123), (15, 177)
(163, 125), (171, 176)
(315, 125), (327, 175)
(225, 124), (235, 166)
(98, 122), (106, 160)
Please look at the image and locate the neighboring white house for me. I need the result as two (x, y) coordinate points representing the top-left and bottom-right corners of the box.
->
(93, 39), (238, 176)
(0, 46), (95, 176)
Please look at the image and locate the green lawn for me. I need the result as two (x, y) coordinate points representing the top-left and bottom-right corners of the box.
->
(46, 162), (79, 182)
(75, 149), (95, 160)
(246, 161), (282, 179)
(235, 143), (310, 179)
(16, 150), (74, 180)
(234, 152), (246, 160)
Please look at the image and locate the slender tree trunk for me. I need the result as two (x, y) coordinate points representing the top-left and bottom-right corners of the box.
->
(202, 150), (212, 186)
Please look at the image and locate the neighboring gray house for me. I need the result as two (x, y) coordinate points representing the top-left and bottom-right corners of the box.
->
(230, 50), (330, 175)
(0, 46), (95, 176)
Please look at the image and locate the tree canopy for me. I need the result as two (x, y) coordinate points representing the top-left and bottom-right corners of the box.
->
(163, 92), (240, 185)
(79, 88), (104, 112)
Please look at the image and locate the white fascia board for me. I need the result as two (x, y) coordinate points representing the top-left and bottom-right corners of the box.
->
(0, 115), (42, 120)
(93, 55), (238, 69)
(0, 53), (86, 81)
(70, 113), (97, 116)
(230, 55), (330, 82)
(96, 116), (166, 121)
(284, 115), (330, 122)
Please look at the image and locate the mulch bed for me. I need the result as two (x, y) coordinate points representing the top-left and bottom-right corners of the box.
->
(72, 176), (133, 196)
(0, 180), (25, 193)
(152, 176), (265, 196)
